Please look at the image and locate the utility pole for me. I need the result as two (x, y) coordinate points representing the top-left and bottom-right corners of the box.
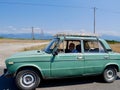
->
(40, 29), (44, 40)
(93, 7), (96, 34)
(32, 27), (35, 40)
(41, 29), (44, 35)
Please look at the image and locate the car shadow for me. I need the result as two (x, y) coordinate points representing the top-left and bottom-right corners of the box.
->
(0, 75), (18, 90)
(39, 75), (120, 88)
(0, 74), (120, 90)
(39, 75), (105, 88)
(116, 76), (120, 80)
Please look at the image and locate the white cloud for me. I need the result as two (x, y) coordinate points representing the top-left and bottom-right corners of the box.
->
(97, 30), (120, 37)
(45, 29), (93, 35)
(0, 26), (43, 34)
(8, 26), (17, 31)
(0, 26), (120, 38)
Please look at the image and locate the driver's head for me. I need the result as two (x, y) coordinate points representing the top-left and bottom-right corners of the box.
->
(69, 43), (75, 51)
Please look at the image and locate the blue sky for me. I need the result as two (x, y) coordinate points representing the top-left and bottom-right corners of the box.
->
(0, 0), (120, 36)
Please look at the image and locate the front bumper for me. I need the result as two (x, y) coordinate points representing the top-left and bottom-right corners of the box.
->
(4, 69), (13, 78)
(4, 68), (7, 74)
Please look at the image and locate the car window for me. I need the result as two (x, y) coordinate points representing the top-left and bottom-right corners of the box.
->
(57, 40), (81, 53)
(84, 40), (105, 53)
(44, 38), (59, 53)
(57, 40), (67, 53)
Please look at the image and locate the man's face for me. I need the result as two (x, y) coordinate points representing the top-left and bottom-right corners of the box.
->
(69, 44), (75, 51)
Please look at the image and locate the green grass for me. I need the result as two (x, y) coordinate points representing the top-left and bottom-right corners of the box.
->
(107, 40), (120, 44)
(21, 44), (47, 51)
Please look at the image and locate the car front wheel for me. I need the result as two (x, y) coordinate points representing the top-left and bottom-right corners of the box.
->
(15, 69), (40, 90)
(103, 67), (117, 83)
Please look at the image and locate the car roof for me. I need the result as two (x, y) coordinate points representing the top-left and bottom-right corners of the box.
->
(55, 33), (100, 40)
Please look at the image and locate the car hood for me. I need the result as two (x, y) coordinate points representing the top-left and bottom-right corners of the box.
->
(8, 50), (46, 59)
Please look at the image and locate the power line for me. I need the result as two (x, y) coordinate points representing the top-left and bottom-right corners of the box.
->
(0, 1), (89, 9)
(1, 1), (120, 15)
(97, 8), (120, 15)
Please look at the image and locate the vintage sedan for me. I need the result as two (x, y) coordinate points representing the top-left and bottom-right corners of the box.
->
(5, 34), (120, 90)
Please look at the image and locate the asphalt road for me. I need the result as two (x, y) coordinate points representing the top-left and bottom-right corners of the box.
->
(0, 71), (120, 90)
(0, 42), (120, 90)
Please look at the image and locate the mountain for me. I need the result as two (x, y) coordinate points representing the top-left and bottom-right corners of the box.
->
(0, 33), (53, 40)
(101, 34), (120, 41)
(0, 33), (120, 41)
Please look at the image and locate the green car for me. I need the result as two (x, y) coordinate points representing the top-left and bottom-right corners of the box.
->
(5, 34), (120, 90)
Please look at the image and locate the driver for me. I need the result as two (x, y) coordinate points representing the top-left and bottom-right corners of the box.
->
(69, 43), (78, 53)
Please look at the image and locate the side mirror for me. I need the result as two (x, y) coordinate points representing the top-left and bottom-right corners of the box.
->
(52, 51), (58, 56)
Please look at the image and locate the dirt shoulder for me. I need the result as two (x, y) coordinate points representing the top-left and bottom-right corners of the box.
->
(0, 39), (49, 66)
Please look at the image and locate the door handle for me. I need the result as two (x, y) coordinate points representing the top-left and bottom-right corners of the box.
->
(77, 56), (83, 59)
(104, 56), (109, 59)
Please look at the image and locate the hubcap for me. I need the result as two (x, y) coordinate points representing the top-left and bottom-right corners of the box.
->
(106, 70), (114, 80)
(20, 74), (35, 88)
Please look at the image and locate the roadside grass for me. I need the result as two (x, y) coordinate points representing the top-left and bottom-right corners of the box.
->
(0, 38), (49, 43)
(109, 43), (120, 53)
(0, 38), (49, 51)
(21, 44), (47, 51)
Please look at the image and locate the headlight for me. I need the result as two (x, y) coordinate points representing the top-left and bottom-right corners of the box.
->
(8, 61), (14, 65)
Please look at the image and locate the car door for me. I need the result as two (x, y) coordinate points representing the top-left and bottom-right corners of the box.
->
(83, 40), (109, 75)
(50, 40), (84, 78)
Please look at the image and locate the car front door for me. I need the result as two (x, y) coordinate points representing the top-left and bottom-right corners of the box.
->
(50, 40), (84, 78)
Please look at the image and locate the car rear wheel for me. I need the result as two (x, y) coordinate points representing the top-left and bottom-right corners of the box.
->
(15, 69), (40, 90)
(103, 67), (117, 83)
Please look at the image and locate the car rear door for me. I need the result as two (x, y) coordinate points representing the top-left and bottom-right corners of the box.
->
(83, 40), (109, 75)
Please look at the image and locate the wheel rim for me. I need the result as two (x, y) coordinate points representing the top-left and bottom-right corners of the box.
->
(20, 73), (36, 88)
(106, 69), (114, 80)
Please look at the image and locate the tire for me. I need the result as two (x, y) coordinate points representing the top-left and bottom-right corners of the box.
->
(15, 69), (40, 90)
(103, 67), (117, 83)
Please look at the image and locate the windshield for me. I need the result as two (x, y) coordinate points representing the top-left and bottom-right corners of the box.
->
(44, 38), (59, 53)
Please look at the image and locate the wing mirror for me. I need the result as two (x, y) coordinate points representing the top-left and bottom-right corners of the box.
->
(52, 51), (58, 56)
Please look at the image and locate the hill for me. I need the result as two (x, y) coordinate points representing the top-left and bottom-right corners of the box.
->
(0, 33), (53, 40)
(0, 33), (120, 41)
